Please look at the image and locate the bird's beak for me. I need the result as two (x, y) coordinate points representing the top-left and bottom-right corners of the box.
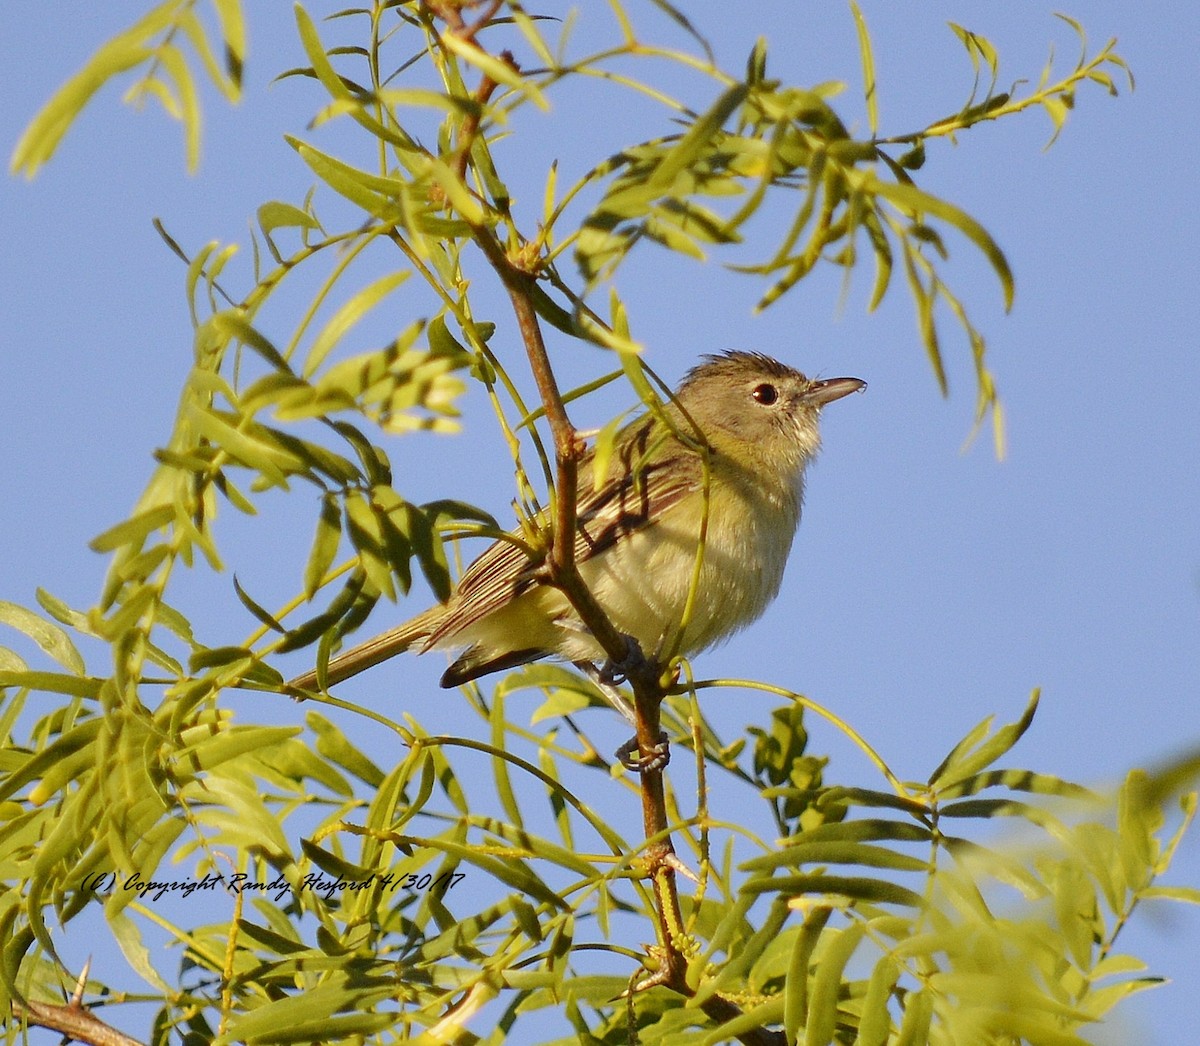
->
(802, 376), (866, 406)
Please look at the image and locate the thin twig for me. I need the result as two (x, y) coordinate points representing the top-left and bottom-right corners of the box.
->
(426, 0), (502, 44)
(459, 0), (504, 44)
(452, 70), (497, 181)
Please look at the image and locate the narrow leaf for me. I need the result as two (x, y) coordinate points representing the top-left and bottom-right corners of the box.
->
(650, 82), (749, 192)
(439, 33), (549, 111)
(928, 690), (1040, 790)
(303, 271), (410, 376)
(805, 922), (866, 1046)
(10, 3), (183, 176)
(304, 495), (343, 598)
(90, 504), (175, 553)
(0, 603), (86, 675)
(870, 175), (1014, 310)
(849, 2), (878, 136)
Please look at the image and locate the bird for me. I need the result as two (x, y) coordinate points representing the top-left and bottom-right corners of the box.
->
(288, 351), (864, 706)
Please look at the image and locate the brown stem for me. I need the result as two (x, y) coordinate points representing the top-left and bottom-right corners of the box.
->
(423, 0), (464, 34)
(11, 1000), (146, 1046)
(452, 68), (498, 182)
(424, 0), (503, 45)
(697, 1000), (788, 1046)
(458, 0), (504, 44)
(635, 687), (688, 989)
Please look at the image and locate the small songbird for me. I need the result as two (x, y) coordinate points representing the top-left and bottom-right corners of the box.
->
(289, 351), (864, 696)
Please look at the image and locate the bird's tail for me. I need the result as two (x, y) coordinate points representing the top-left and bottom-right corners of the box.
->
(286, 606), (441, 692)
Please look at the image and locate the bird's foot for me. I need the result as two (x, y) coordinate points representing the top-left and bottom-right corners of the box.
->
(574, 659), (637, 725)
(615, 730), (670, 774)
(599, 634), (648, 687)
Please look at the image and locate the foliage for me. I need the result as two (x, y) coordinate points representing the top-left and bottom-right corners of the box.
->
(2, 3), (1192, 1045)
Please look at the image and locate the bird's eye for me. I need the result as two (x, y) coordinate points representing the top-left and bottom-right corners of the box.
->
(751, 383), (779, 405)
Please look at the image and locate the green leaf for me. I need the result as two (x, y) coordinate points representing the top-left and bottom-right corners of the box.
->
(288, 137), (405, 220)
(189, 407), (304, 484)
(265, 738), (354, 796)
(928, 690), (1039, 790)
(233, 576), (285, 632)
(176, 8), (240, 103)
(705, 996), (786, 1043)
(530, 687), (593, 724)
(0, 602), (86, 675)
(746, 873), (924, 908)
(303, 271), (411, 376)
(10, 4), (185, 177)
(90, 504), (175, 553)
(308, 711), (385, 788)
(868, 174), (1014, 310)
(805, 922), (866, 1046)
(650, 82), (749, 192)
(0, 717), (103, 804)
(209, 311), (291, 371)
(439, 33), (549, 111)
(304, 495), (343, 598)
(744, 840), (927, 874)
(935, 766), (1093, 802)
(395, 834), (569, 912)
(894, 986), (932, 1045)
(696, 896), (792, 1004)
(783, 906), (833, 1042)
(343, 492), (396, 600)
(300, 838), (374, 882)
(222, 985), (396, 1043)
(1140, 885), (1200, 905)
(211, 0), (246, 83)
(1090, 953), (1148, 979)
(1050, 859), (1098, 969)
(1117, 769), (1158, 889)
(426, 155), (487, 224)
(34, 588), (90, 631)
(179, 724), (302, 772)
(849, 2), (878, 136)
(105, 909), (170, 992)
(183, 775), (290, 857)
(189, 645), (255, 671)
(257, 200), (320, 236)
(153, 42), (201, 171)
(856, 955), (902, 1046)
(947, 22), (1000, 95)
(1080, 975), (1166, 1019)
(293, 4), (351, 101)
(0, 671), (102, 700)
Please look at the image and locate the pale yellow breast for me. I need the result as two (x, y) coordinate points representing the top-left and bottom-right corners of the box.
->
(446, 463), (803, 670)
(580, 464), (801, 658)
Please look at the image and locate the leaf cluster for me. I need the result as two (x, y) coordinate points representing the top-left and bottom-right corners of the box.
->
(1, 4), (1178, 1046)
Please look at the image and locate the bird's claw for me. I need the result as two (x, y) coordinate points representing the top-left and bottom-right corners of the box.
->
(600, 635), (647, 687)
(616, 730), (670, 773)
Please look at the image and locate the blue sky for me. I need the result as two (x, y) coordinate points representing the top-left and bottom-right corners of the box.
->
(2, 3), (1198, 1042)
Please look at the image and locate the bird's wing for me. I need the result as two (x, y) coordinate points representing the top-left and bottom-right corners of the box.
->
(426, 419), (702, 645)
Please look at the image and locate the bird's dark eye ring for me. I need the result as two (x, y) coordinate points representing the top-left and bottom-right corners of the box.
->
(751, 383), (779, 405)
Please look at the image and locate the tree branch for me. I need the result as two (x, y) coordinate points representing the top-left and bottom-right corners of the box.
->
(12, 989), (146, 1046)
(427, 7), (780, 1042)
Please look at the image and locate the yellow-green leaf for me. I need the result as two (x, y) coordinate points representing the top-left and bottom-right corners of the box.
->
(304, 271), (411, 376)
(0, 603), (87, 675)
